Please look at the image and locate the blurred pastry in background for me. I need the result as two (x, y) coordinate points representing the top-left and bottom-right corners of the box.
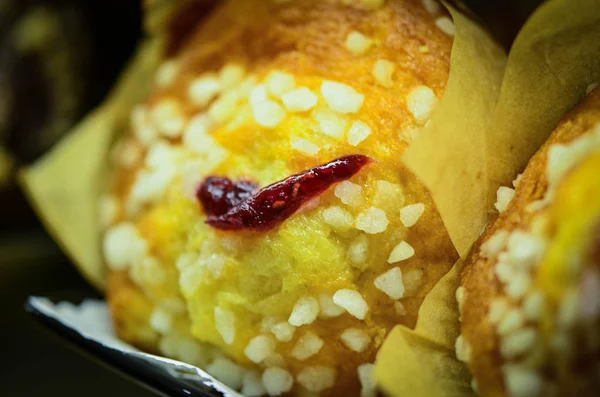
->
(459, 85), (600, 397)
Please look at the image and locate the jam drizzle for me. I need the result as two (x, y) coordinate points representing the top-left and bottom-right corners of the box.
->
(197, 177), (259, 217)
(197, 154), (372, 232)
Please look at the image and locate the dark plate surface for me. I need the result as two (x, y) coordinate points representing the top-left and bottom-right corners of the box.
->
(25, 297), (239, 397)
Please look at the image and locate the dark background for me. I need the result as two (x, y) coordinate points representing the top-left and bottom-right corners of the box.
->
(0, 0), (543, 396)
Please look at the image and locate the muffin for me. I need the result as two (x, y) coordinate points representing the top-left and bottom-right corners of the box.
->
(101, 0), (459, 395)
(458, 86), (600, 397)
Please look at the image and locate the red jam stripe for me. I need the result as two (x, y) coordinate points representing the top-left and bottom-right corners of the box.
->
(197, 154), (372, 231)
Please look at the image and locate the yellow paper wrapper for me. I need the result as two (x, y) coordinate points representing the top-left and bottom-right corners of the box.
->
(376, 260), (473, 397)
(377, 1), (600, 396)
(376, 4), (505, 396)
(486, 0), (600, 190)
(402, 3), (506, 257)
(20, 39), (163, 290)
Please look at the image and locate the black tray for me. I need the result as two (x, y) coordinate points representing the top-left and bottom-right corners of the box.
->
(25, 297), (239, 397)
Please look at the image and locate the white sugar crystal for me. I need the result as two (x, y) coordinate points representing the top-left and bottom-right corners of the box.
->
(219, 63), (246, 89)
(134, 124), (158, 148)
(214, 307), (236, 344)
(155, 60), (178, 87)
(374, 267), (405, 299)
(98, 195), (119, 229)
(318, 293), (345, 318)
(334, 180), (363, 207)
(145, 140), (181, 170)
(262, 367), (293, 396)
(400, 203), (425, 227)
(149, 307), (173, 334)
(322, 206), (354, 232)
(455, 335), (472, 362)
(355, 207), (389, 234)
(333, 289), (369, 319)
(297, 366), (336, 393)
(103, 222), (147, 270)
(503, 365), (542, 397)
(345, 31), (373, 56)
(271, 322), (296, 342)
(128, 167), (175, 209)
(495, 261), (514, 283)
(179, 264), (205, 296)
(495, 186), (515, 213)
(201, 253), (227, 280)
(207, 357), (245, 390)
(291, 137), (320, 155)
(497, 308), (525, 335)
(282, 87), (318, 112)
(347, 121), (372, 146)
(505, 230), (547, 269)
(114, 140), (142, 169)
(266, 71), (296, 97)
(130, 105), (146, 127)
(290, 137), (321, 156)
(422, 0), (441, 15)
(505, 272), (532, 300)
(175, 252), (198, 271)
(130, 256), (166, 286)
(252, 99), (286, 128)
(242, 370), (267, 397)
(500, 328), (538, 359)
(387, 241), (415, 263)
(586, 82), (599, 95)
(435, 16), (455, 36)
(347, 234), (369, 266)
(208, 91), (239, 124)
(357, 363), (376, 397)
(480, 230), (509, 259)
(151, 99), (185, 138)
(288, 296), (320, 326)
(340, 328), (371, 352)
(245, 335), (276, 363)
(312, 108), (348, 140)
(372, 59), (395, 87)
(183, 114), (211, 149)
(523, 291), (545, 321)
(546, 128), (600, 194)
(488, 297), (508, 324)
(175, 336), (206, 366)
(291, 332), (324, 360)
(321, 80), (364, 113)
(250, 84), (269, 105)
(131, 105), (157, 146)
(406, 85), (438, 124)
(188, 74), (222, 107)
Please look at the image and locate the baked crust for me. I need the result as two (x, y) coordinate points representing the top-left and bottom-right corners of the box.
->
(105, 0), (458, 395)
